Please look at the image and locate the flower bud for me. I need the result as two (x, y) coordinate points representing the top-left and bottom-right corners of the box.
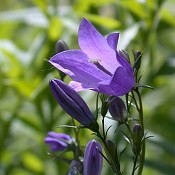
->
(108, 96), (127, 123)
(83, 140), (103, 175)
(44, 132), (73, 151)
(132, 124), (143, 155)
(133, 50), (142, 71)
(49, 79), (99, 132)
(55, 40), (69, 80)
(56, 40), (69, 53)
(67, 160), (83, 175)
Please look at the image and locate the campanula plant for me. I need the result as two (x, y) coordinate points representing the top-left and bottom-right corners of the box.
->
(45, 18), (151, 175)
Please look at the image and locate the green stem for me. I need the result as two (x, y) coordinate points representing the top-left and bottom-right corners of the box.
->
(102, 115), (106, 140)
(97, 132), (121, 175)
(125, 122), (133, 137)
(131, 155), (138, 175)
(135, 90), (145, 175)
(72, 119), (82, 160)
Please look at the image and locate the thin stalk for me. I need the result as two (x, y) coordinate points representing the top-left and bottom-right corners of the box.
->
(131, 155), (138, 175)
(72, 119), (82, 160)
(97, 132), (121, 175)
(135, 90), (145, 175)
(125, 122), (133, 137)
(102, 115), (106, 140)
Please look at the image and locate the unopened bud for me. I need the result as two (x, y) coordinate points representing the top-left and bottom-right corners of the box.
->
(132, 124), (143, 155)
(83, 140), (103, 175)
(101, 101), (109, 117)
(134, 50), (142, 71)
(109, 96), (127, 123)
(68, 160), (83, 175)
(56, 40), (69, 53)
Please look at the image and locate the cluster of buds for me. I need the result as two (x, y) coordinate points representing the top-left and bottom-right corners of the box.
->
(45, 131), (103, 175)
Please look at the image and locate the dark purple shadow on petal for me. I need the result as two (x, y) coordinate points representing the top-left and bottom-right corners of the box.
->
(98, 66), (134, 96)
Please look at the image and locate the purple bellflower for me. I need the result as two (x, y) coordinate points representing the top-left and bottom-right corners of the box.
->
(49, 18), (134, 96)
(49, 79), (98, 132)
(83, 140), (103, 175)
(44, 131), (72, 151)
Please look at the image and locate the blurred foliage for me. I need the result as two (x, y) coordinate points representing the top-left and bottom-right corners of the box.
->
(0, 0), (175, 174)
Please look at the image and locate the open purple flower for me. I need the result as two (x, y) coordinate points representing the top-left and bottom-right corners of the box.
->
(49, 18), (134, 96)
(83, 140), (103, 175)
(44, 132), (72, 151)
(50, 79), (98, 132)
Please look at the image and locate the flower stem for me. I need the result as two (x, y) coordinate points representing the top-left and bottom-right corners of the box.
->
(131, 155), (138, 175)
(135, 90), (145, 175)
(97, 132), (122, 175)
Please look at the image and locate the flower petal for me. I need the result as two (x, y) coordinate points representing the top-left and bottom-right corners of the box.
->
(47, 132), (72, 141)
(69, 81), (98, 92)
(78, 18), (120, 74)
(106, 32), (119, 51)
(98, 66), (134, 96)
(49, 50), (110, 85)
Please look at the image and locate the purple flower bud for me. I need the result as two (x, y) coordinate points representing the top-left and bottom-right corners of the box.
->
(132, 124), (143, 155)
(56, 40), (69, 53)
(49, 79), (98, 132)
(83, 140), (103, 175)
(68, 160), (83, 175)
(109, 96), (127, 123)
(44, 132), (72, 151)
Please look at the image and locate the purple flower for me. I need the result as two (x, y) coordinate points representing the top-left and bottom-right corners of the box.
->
(49, 79), (98, 131)
(83, 140), (103, 175)
(44, 132), (72, 151)
(49, 18), (134, 96)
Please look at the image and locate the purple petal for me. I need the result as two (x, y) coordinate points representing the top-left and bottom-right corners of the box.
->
(106, 33), (119, 51)
(78, 18), (120, 74)
(69, 81), (96, 92)
(44, 137), (68, 151)
(49, 50), (110, 86)
(47, 132), (72, 141)
(98, 66), (134, 96)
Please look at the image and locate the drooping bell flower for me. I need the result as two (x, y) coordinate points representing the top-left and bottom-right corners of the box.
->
(108, 96), (127, 123)
(49, 18), (134, 96)
(49, 79), (99, 132)
(83, 140), (103, 175)
(44, 131), (72, 151)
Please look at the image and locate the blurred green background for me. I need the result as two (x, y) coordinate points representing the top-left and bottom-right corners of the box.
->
(0, 0), (175, 174)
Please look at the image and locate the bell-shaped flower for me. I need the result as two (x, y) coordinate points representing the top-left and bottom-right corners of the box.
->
(83, 140), (103, 175)
(49, 18), (134, 96)
(44, 131), (73, 151)
(49, 79), (98, 132)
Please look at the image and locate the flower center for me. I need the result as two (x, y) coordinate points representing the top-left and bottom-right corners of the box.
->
(89, 59), (112, 76)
